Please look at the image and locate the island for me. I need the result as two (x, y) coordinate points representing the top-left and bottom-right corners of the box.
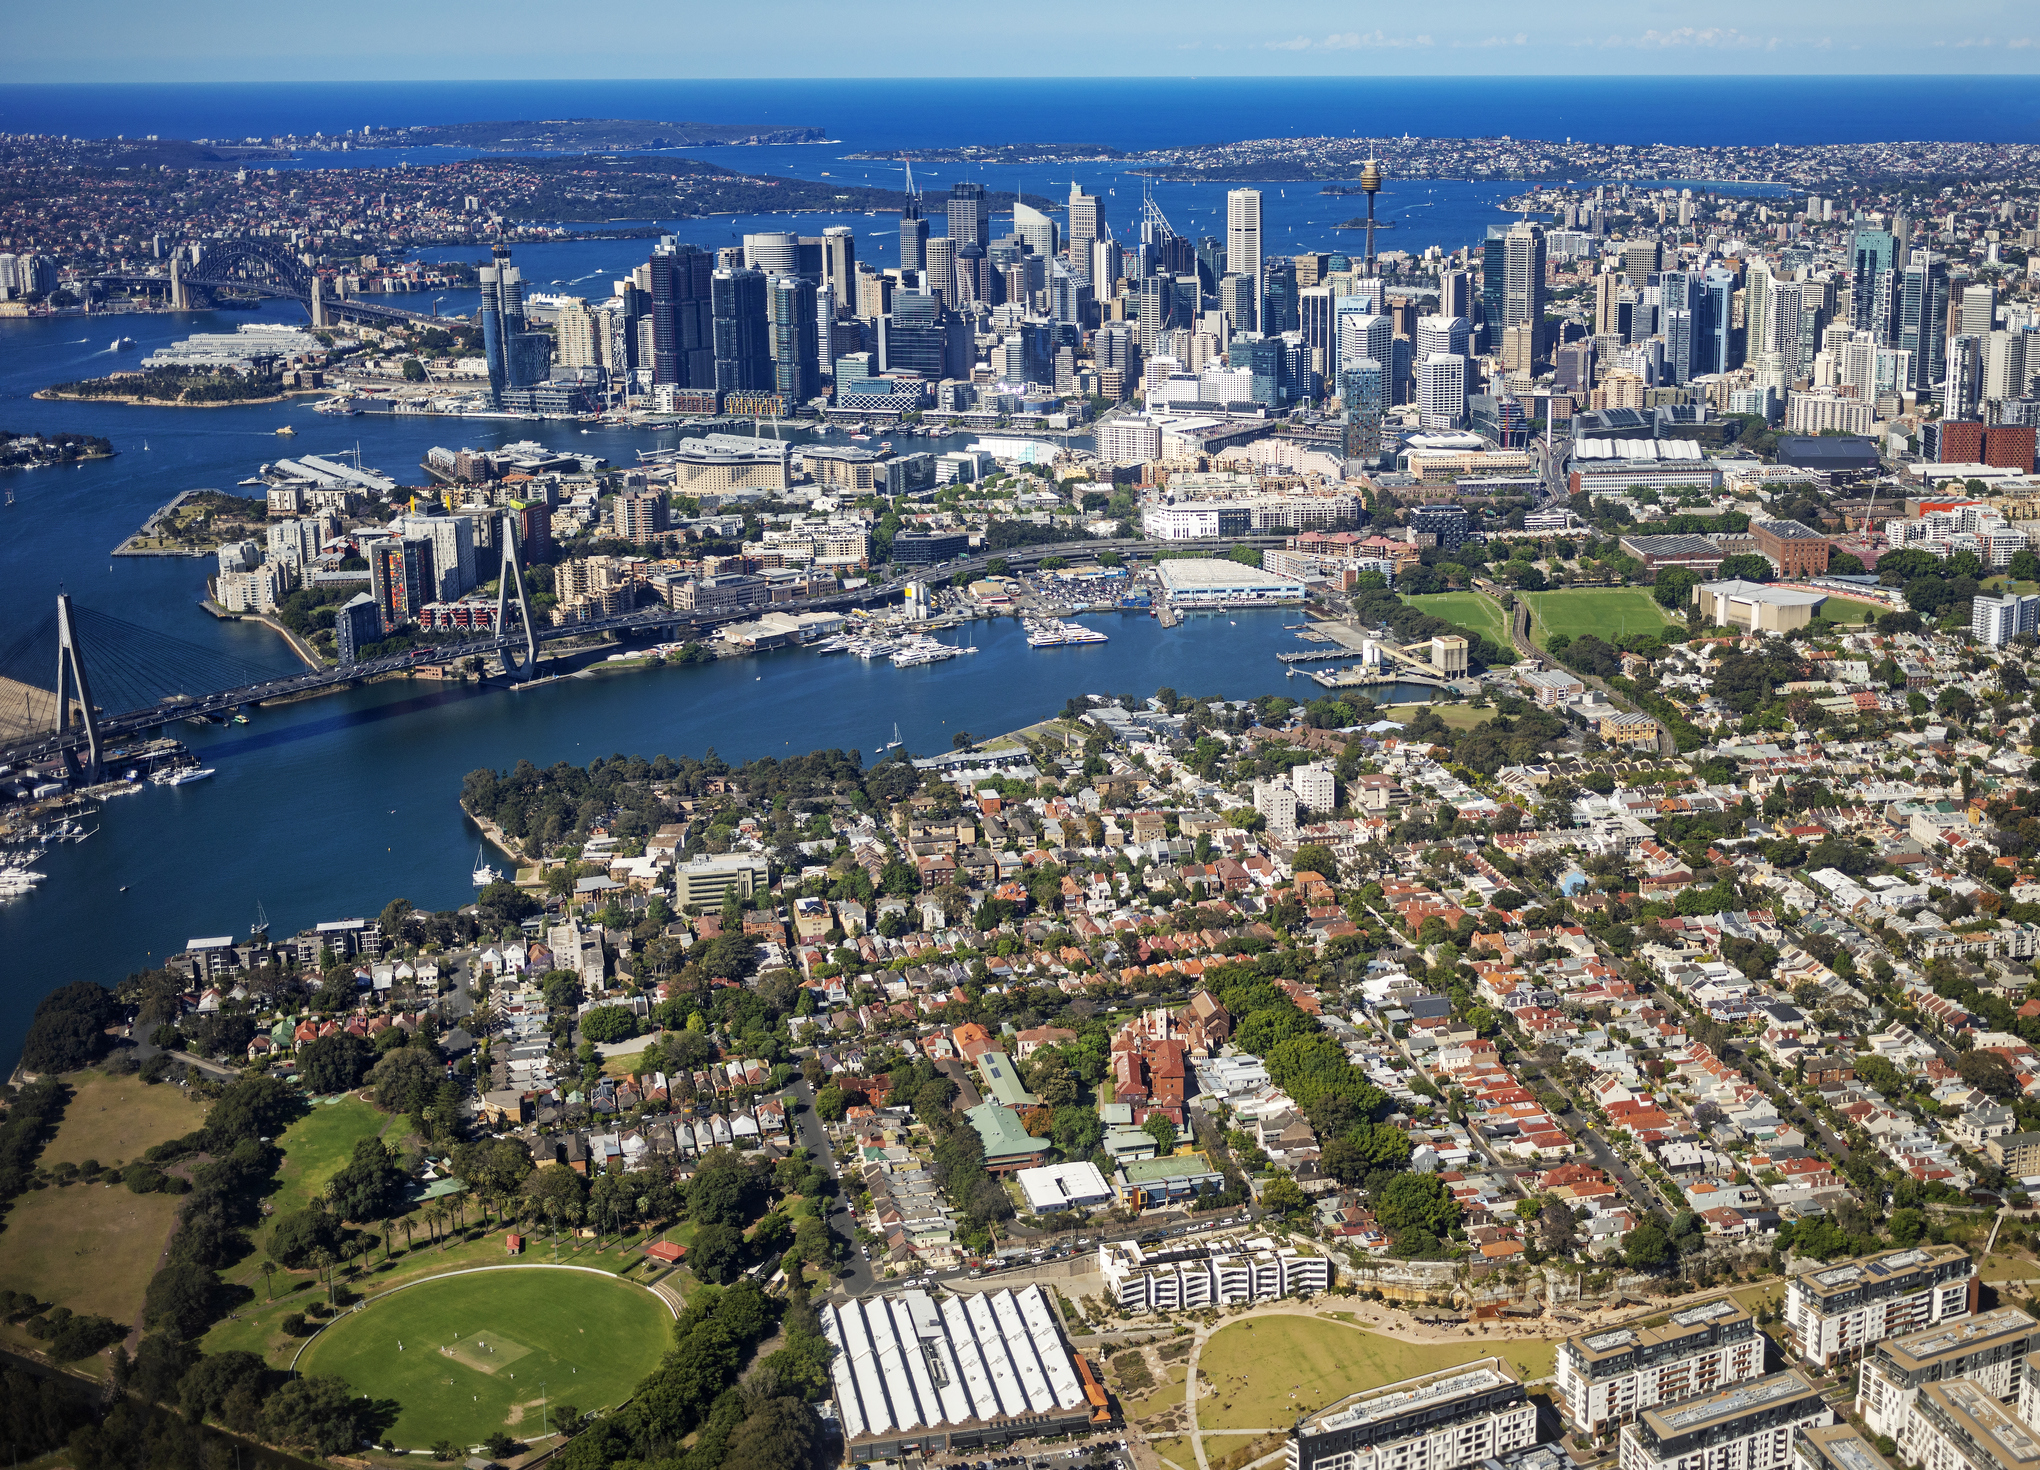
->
(0, 429), (114, 468)
(38, 366), (309, 407)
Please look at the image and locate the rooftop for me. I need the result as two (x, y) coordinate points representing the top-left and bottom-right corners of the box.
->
(1154, 558), (1306, 591)
(1879, 1306), (2040, 1372)
(1306, 1362), (1515, 1438)
(1638, 1369), (1820, 1440)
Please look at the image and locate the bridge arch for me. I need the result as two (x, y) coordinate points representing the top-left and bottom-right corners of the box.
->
(190, 238), (312, 299)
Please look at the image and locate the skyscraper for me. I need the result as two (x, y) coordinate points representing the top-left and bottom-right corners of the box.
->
(1067, 184), (1102, 268)
(1479, 228), (1507, 353)
(1850, 230), (1897, 340)
(1594, 270), (1622, 339)
(769, 276), (820, 403)
(1261, 258), (1299, 335)
(900, 190), (928, 275)
(1418, 352), (1468, 430)
(1338, 311), (1394, 377)
(478, 244), (549, 405)
(1226, 189), (1264, 334)
(1900, 255), (1950, 395)
(742, 232), (799, 274)
(820, 228), (857, 318)
(368, 536), (433, 633)
(1745, 258), (1774, 359)
(1961, 282), (1997, 337)
(1012, 201), (1057, 265)
(649, 240), (714, 388)
(947, 182), (989, 250)
(1702, 268), (1737, 376)
(711, 268), (773, 393)
(1503, 222), (1547, 361)
(1439, 269), (1473, 322)
(1415, 313), (1471, 363)
(1340, 356), (1385, 462)
(1089, 239), (1121, 298)
(924, 237), (957, 308)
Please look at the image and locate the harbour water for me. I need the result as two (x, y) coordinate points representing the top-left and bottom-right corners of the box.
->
(0, 303), (1438, 1063)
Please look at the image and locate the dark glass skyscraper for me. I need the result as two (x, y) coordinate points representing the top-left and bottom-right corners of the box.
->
(711, 268), (773, 393)
(478, 245), (548, 404)
(1900, 255), (1949, 395)
(1851, 230), (1899, 341)
(946, 182), (989, 250)
(649, 241), (714, 388)
(769, 275), (820, 403)
(1478, 228), (1506, 355)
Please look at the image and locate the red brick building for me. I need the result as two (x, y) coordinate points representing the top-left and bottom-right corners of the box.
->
(1753, 518), (1830, 577)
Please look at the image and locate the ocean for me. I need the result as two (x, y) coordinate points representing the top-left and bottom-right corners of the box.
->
(2, 76), (2037, 150)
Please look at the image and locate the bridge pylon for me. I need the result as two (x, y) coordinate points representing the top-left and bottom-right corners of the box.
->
(54, 593), (103, 784)
(494, 515), (539, 682)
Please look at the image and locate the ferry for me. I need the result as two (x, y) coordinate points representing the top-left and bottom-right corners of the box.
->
(111, 336), (135, 351)
(274, 425), (296, 436)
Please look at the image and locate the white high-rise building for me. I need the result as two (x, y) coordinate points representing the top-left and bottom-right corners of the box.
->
(1290, 763), (1335, 813)
(1415, 313), (1472, 362)
(1067, 185), (1102, 268)
(1337, 311), (1393, 375)
(1227, 189), (1264, 333)
(397, 514), (476, 601)
(1855, 1307), (2040, 1446)
(1974, 592), (2040, 648)
(1012, 202), (1058, 265)
(1418, 352), (1468, 429)
(1289, 1363), (1535, 1470)
(1960, 282), (1997, 337)
(1984, 328), (2033, 402)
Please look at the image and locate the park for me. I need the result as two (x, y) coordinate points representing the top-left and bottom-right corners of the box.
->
(296, 1266), (675, 1449)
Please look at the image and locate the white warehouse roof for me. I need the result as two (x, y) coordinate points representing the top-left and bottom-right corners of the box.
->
(822, 1286), (1087, 1443)
(1573, 438), (1704, 461)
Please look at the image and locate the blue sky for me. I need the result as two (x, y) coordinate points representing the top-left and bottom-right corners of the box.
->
(3, 0), (2036, 79)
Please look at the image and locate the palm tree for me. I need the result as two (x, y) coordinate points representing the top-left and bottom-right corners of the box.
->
(260, 1259), (279, 1302)
(398, 1213), (416, 1252)
(310, 1248), (335, 1307)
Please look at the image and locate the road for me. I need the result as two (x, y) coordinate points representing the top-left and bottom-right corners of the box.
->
(1721, 1041), (1854, 1165)
(784, 1078), (877, 1299)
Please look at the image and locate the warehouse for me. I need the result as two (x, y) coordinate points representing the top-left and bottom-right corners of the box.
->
(1154, 557), (1306, 607)
(822, 1286), (1105, 1462)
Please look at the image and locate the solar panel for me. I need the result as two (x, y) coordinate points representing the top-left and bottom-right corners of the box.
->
(1670, 1300), (1737, 1327)
(1584, 1330), (1637, 1352)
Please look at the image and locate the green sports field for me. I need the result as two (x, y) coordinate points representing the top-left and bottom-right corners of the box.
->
(1815, 597), (1881, 625)
(299, 1267), (673, 1448)
(1404, 592), (1511, 648)
(1520, 589), (1677, 647)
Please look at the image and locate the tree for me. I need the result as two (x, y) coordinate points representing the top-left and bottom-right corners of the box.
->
(327, 1137), (409, 1224)
(270, 1201), (345, 1269)
(1291, 843), (1339, 881)
(263, 1374), (382, 1455)
(690, 1223), (745, 1285)
(1141, 1114), (1178, 1153)
(1624, 1219), (1674, 1270)
(1258, 1175), (1308, 1217)
(813, 1085), (848, 1122)
(1716, 554), (1773, 583)
(22, 982), (121, 1072)
(366, 1046), (441, 1117)
(143, 1261), (217, 1340)
(723, 1395), (820, 1470)
(579, 1005), (640, 1045)
(1958, 1049), (2019, 1099)
(1374, 1172), (1459, 1237)
(1652, 565), (1701, 611)
(688, 1151), (754, 1226)
(300, 1033), (376, 1094)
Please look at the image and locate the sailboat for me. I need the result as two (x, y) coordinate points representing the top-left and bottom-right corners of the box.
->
(472, 844), (501, 887)
(879, 723), (902, 753)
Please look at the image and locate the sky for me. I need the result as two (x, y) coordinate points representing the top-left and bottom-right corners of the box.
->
(3, 0), (2038, 80)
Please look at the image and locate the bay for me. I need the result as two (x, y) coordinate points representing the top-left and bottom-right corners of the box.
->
(0, 302), (1433, 1066)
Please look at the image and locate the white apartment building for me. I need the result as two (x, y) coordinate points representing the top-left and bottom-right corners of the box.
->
(1556, 1299), (1763, 1438)
(1099, 1235), (1329, 1314)
(1253, 778), (1299, 844)
(215, 561), (293, 615)
(1288, 1363), (1535, 1470)
(1858, 1308), (2040, 1450)
(1909, 1378), (2040, 1470)
(1786, 1245), (1977, 1368)
(1616, 1372), (1833, 1470)
(1290, 762), (1336, 814)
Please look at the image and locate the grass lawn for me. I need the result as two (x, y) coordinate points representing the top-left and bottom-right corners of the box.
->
(1377, 702), (1496, 732)
(1149, 1435), (1197, 1470)
(1197, 1318), (1555, 1425)
(1125, 1361), (1188, 1421)
(1405, 592), (1512, 649)
(298, 1267), (673, 1448)
(42, 1070), (208, 1168)
(1520, 589), (1677, 648)
(1815, 598), (1881, 625)
(1981, 1253), (2036, 1284)
(255, 1097), (389, 1251)
(0, 1182), (182, 1364)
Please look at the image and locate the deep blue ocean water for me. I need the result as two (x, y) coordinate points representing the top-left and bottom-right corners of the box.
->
(3, 77), (2038, 147)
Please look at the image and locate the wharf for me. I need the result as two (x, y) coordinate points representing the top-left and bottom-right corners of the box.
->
(1308, 667), (1453, 692)
(1275, 650), (1353, 663)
